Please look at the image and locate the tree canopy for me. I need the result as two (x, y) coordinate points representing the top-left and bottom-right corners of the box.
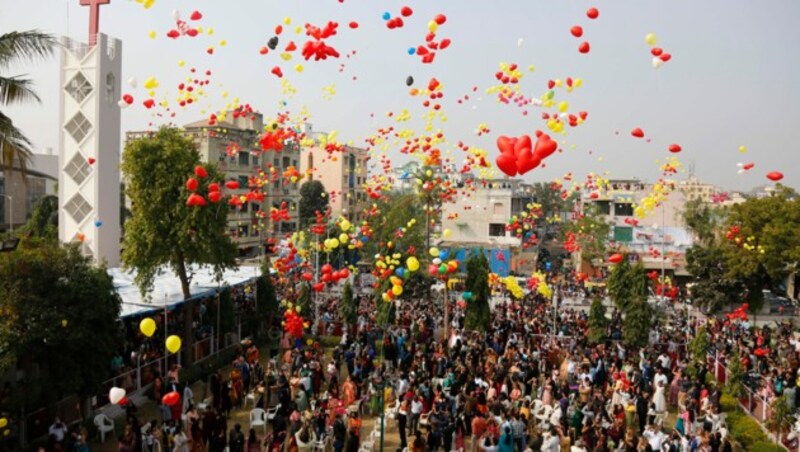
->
(22, 194), (57, 240)
(464, 251), (491, 331)
(563, 204), (611, 264)
(299, 180), (329, 227)
(121, 127), (238, 300)
(607, 256), (648, 311)
(0, 241), (121, 407)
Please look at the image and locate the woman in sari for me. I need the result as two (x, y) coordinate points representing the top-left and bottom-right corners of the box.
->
(342, 376), (358, 409)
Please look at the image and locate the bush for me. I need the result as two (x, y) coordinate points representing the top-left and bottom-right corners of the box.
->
(727, 411), (769, 449)
(750, 441), (784, 452)
(720, 393), (739, 412)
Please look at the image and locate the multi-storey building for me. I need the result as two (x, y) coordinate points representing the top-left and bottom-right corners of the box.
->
(0, 152), (58, 233)
(300, 128), (369, 223)
(126, 112), (300, 256)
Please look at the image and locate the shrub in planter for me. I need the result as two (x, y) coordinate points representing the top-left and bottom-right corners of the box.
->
(727, 411), (769, 449)
(720, 393), (739, 412)
(750, 441), (784, 452)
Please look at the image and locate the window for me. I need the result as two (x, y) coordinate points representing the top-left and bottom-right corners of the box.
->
(65, 72), (93, 103)
(64, 193), (92, 223)
(595, 201), (611, 215)
(238, 175), (249, 188)
(489, 223), (506, 237)
(614, 202), (634, 217)
(614, 226), (634, 243)
(105, 73), (115, 105)
(65, 111), (92, 143)
(283, 157), (291, 167)
(218, 151), (226, 162)
(493, 202), (504, 215)
(252, 154), (259, 166)
(238, 224), (249, 237)
(64, 153), (91, 185)
(238, 152), (250, 166)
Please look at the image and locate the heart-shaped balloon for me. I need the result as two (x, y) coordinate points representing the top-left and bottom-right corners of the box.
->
(533, 134), (558, 159)
(495, 153), (519, 177)
(109, 387), (126, 405)
(496, 136), (518, 155)
(516, 150), (541, 175)
(513, 135), (533, 159)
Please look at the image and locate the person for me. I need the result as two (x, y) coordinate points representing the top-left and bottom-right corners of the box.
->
(173, 424), (191, 452)
(653, 368), (667, 413)
(397, 398), (408, 450)
(295, 424), (317, 452)
(246, 429), (260, 452)
(228, 423), (245, 452)
(333, 412), (347, 452)
(48, 417), (68, 445)
(497, 426), (514, 452)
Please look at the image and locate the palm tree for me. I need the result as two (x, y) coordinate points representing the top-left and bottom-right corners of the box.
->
(0, 30), (57, 175)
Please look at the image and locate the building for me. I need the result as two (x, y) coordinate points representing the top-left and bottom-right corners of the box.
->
(58, 33), (122, 267)
(127, 111), (301, 256)
(577, 179), (693, 276)
(390, 161), (421, 193)
(300, 129), (369, 223)
(678, 176), (719, 203)
(0, 152), (59, 232)
(439, 177), (534, 276)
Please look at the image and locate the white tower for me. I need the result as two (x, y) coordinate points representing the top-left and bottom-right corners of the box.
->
(58, 6), (121, 267)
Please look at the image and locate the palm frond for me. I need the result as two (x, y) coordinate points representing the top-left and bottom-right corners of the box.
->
(0, 111), (33, 175)
(0, 75), (40, 106)
(0, 31), (57, 69)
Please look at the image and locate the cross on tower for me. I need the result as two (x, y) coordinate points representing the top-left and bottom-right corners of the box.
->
(80, 0), (111, 47)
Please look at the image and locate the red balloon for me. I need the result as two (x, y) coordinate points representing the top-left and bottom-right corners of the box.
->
(162, 391), (180, 407)
(301, 272), (313, 281)
(186, 177), (199, 192)
(496, 153), (518, 177)
(339, 268), (350, 278)
(122, 94), (134, 104)
(668, 144), (682, 153)
(225, 180), (240, 190)
(208, 183), (220, 192)
(439, 39), (451, 50)
(190, 10), (203, 21)
(631, 128), (645, 138)
(570, 26), (583, 38)
(349, 21), (359, 29)
(321, 263), (333, 274)
(322, 273), (332, 283)
(271, 66), (283, 78)
(651, 47), (663, 57)
(659, 53), (672, 62)
(186, 193), (206, 207)
(313, 282), (325, 292)
(209, 191), (223, 203)
(193, 165), (208, 178)
(434, 14), (447, 25)
(143, 99), (155, 109)
(578, 41), (590, 54)
(428, 264), (439, 276)
(533, 134), (558, 159)
(766, 171), (784, 182)
(608, 253), (624, 264)
(400, 6), (413, 17)
(586, 7), (599, 19)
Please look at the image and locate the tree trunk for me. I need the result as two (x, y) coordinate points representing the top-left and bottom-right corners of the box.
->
(175, 256), (195, 366)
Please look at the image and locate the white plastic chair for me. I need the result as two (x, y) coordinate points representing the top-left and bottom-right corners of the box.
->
(312, 436), (329, 452)
(419, 412), (430, 427)
(250, 408), (267, 434)
(359, 439), (375, 452)
(197, 396), (212, 412)
(245, 391), (257, 408)
(267, 403), (281, 422)
(94, 413), (115, 442)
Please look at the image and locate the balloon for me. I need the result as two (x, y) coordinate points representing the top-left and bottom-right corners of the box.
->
(631, 128), (645, 138)
(496, 153), (518, 177)
(194, 166), (208, 178)
(586, 7), (599, 19)
(443, 229), (452, 239)
(407, 47), (416, 55)
(382, 12), (391, 20)
(668, 144), (682, 153)
(429, 247), (440, 258)
(438, 264), (447, 274)
(392, 285), (403, 296)
(208, 191), (222, 203)
(301, 272), (313, 281)
(644, 33), (657, 46)
(166, 335), (182, 354)
(162, 391), (180, 406)
(339, 233), (349, 244)
(340, 268), (350, 278)
(578, 41), (590, 54)
(186, 177), (199, 192)
(186, 193), (206, 207)
(109, 387), (127, 405)
(322, 263), (333, 274)
(439, 249), (449, 260)
(395, 268), (405, 277)
(608, 253), (624, 264)
(433, 258), (442, 265)
(428, 264), (439, 275)
(739, 145), (747, 153)
(139, 318), (156, 337)
(94, 219), (103, 228)
(434, 14), (447, 25)
(401, 6), (413, 17)
(0, 418), (6, 429)
(225, 180), (240, 190)
(462, 291), (473, 301)
(767, 171), (784, 182)
(652, 57), (665, 70)
(406, 256), (420, 272)
(570, 26), (583, 38)
(313, 282), (325, 292)
(406, 76), (414, 86)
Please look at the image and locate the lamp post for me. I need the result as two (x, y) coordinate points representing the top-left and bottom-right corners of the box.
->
(1, 194), (12, 234)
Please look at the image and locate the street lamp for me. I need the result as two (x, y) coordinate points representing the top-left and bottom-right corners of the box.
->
(0, 194), (12, 234)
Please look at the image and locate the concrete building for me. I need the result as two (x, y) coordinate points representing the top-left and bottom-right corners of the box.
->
(678, 176), (720, 203)
(127, 111), (301, 256)
(58, 33), (122, 267)
(0, 152), (59, 232)
(439, 178), (534, 276)
(300, 131), (369, 223)
(390, 161), (421, 193)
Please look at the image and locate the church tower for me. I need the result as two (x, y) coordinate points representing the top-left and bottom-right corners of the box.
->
(58, 0), (121, 267)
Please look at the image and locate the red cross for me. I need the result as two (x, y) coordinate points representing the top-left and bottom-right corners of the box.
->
(80, 0), (111, 47)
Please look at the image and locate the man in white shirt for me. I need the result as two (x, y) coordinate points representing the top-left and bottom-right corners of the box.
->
(48, 417), (68, 444)
(643, 425), (667, 451)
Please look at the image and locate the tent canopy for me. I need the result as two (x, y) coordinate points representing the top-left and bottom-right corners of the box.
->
(109, 265), (267, 318)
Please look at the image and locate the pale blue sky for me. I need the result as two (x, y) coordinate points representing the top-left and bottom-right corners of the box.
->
(2, 0), (799, 191)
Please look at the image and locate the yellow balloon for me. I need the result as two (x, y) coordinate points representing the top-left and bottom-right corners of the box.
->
(392, 285), (403, 296)
(339, 233), (349, 244)
(644, 33), (657, 46)
(139, 318), (156, 337)
(330, 238), (340, 249)
(166, 335), (182, 354)
(0, 418), (7, 429)
(739, 145), (747, 153)
(407, 256), (420, 272)
(443, 229), (452, 239)
(340, 219), (352, 231)
(429, 247), (440, 258)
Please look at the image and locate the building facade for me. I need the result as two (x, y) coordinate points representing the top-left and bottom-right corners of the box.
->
(127, 112), (301, 256)
(300, 133), (369, 223)
(0, 153), (58, 232)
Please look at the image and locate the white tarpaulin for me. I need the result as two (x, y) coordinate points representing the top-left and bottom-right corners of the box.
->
(109, 265), (262, 318)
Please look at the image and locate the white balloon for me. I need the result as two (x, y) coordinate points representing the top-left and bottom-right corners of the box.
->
(736, 162), (744, 167)
(117, 100), (130, 108)
(737, 169), (745, 175)
(433, 258), (442, 265)
(517, 38), (524, 48)
(652, 57), (664, 70)
(172, 9), (181, 21)
(109, 387), (126, 404)
(127, 76), (138, 88)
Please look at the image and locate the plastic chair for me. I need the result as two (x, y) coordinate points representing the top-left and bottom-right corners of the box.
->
(250, 408), (267, 434)
(94, 413), (115, 442)
(245, 391), (257, 408)
(267, 403), (281, 422)
(197, 396), (213, 412)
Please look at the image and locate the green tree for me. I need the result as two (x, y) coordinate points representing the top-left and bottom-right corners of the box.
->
(297, 282), (313, 326)
(464, 251), (491, 331)
(0, 241), (121, 412)
(607, 257), (647, 311)
(686, 245), (742, 313)
(688, 325), (710, 364)
(622, 297), (653, 348)
(682, 198), (726, 246)
(339, 281), (358, 332)
(363, 193), (427, 261)
(725, 348), (746, 401)
(587, 295), (608, 345)
(299, 180), (329, 227)
(213, 286), (235, 345)
(22, 194), (57, 240)
(766, 393), (794, 440)
(256, 256), (278, 339)
(563, 204), (611, 264)
(1, 31), (57, 176)
(121, 127), (237, 363)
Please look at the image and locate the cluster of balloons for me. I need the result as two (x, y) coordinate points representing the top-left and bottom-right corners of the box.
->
(502, 276), (524, 299)
(185, 165), (224, 207)
(725, 226), (765, 254)
(426, 247), (459, 278)
(284, 307), (305, 339)
(381, 275), (405, 302)
(644, 33), (673, 70)
(495, 132), (558, 177)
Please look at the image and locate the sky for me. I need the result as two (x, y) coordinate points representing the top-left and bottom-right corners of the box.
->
(2, 0), (800, 192)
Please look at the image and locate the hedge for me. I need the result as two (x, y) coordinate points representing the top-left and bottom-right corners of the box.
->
(750, 441), (786, 452)
(726, 410), (770, 450)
